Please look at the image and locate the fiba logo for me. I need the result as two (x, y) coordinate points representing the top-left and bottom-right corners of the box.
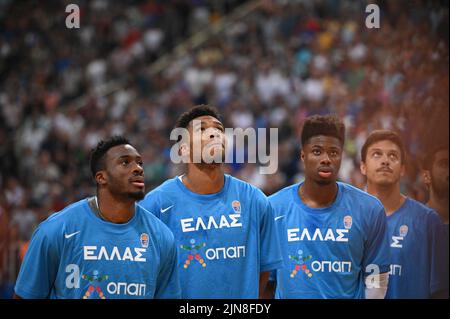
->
(232, 201), (241, 214)
(399, 225), (408, 237)
(343, 216), (353, 230)
(140, 233), (149, 248)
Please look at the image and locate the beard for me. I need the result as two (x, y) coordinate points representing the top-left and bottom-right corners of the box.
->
(127, 190), (145, 200)
(107, 172), (145, 201)
(431, 178), (449, 200)
(372, 174), (398, 187)
(315, 178), (334, 186)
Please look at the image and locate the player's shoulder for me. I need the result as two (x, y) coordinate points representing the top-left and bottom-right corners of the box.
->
(268, 183), (298, 204)
(404, 197), (441, 221)
(37, 198), (89, 235)
(136, 204), (176, 243)
(338, 182), (384, 210)
(42, 198), (88, 225)
(142, 177), (179, 201)
(226, 174), (268, 200)
(136, 202), (165, 225)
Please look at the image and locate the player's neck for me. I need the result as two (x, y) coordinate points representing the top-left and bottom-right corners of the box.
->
(183, 164), (225, 194)
(367, 182), (406, 216)
(299, 180), (338, 208)
(96, 191), (135, 224)
(427, 192), (449, 224)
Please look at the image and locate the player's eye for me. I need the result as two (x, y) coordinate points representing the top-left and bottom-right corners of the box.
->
(121, 159), (129, 166)
(389, 153), (399, 161)
(330, 150), (339, 157)
(312, 149), (321, 155)
(439, 159), (449, 168)
(372, 151), (382, 158)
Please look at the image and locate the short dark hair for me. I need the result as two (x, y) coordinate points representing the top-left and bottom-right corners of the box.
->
(89, 136), (131, 178)
(421, 143), (449, 170)
(361, 130), (406, 164)
(301, 115), (345, 147)
(175, 105), (223, 130)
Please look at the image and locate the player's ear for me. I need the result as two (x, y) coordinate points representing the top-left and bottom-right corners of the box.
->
(360, 160), (367, 176)
(422, 170), (431, 185)
(180, 142), (190, 157)
(300, 149), (305, 162)
(95, 171), (107, 186)
(400, 163), (406, 177)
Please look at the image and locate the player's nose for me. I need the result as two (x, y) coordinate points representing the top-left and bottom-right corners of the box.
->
(320, 153), (331, 164)
(380, 154), (390, 165)
(209, 130), (221, 139)
(132, 161), (144, 175)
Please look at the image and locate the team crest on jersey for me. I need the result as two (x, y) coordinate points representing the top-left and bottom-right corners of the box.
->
(343, 215), (353, 229)
(140, 233), (149, 248)
(399, 225), (408, 237)
(232, 200), (241, 214)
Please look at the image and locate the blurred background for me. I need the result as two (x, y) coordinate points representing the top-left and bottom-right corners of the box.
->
(0, 0), (448, 298)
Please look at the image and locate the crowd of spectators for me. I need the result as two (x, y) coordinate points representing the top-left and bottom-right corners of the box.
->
(0, 0), (448, 297)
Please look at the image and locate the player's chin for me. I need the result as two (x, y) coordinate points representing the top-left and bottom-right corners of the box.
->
(128, 190), (145, 200)
(315, 175), (336, 185)
(374, 176), (396, 186)
(203, 148), (225, 164)
(209, 145), (225, 157)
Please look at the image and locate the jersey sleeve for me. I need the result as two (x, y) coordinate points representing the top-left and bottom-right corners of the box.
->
(14, 222), (61, 299)
(428, 212), (447, 296)
(362, 205), (391, 275)
(257, 195), (284, 272)
(154, 229), (181, 299)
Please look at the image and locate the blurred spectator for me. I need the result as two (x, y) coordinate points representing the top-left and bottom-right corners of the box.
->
(9, 193), (37, 244)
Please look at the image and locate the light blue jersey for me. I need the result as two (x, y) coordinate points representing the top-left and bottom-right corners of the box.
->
(385, 198), (447, 299)
(269, 182), (390, 299)
(139, 174), (284, 298)
(14, 198), (181, 299)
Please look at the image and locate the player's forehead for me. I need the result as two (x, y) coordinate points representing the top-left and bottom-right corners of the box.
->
(434, 149), (449, 162)
(367, 140), (401, 153)
(105, 144), (141, 161)
(305, 135), (342, 148)
(190, 115), (223, 128)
